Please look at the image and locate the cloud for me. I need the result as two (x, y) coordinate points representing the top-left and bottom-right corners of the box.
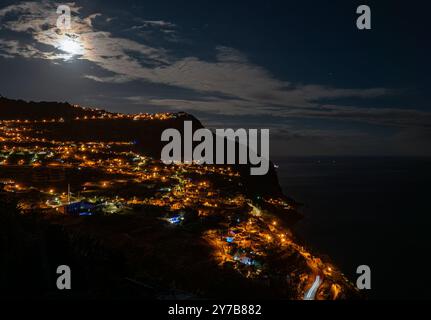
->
(0, 0), (429, 131)
(0, 38), (48, 59)
(83, 74), (131, 83)
(131, 20), (176, 29)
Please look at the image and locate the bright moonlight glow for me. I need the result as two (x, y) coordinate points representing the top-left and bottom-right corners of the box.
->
(57, 36), (84, 59)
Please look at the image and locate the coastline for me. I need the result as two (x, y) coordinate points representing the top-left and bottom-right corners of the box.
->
(273, 155), (431, 299)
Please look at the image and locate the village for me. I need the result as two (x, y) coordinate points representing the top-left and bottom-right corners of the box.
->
(0, 112), (355, 300)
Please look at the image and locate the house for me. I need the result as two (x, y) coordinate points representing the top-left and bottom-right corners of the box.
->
(64, 201), (95, 216)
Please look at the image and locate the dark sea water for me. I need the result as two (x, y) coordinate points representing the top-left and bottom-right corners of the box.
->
(273, 156), (431, 299)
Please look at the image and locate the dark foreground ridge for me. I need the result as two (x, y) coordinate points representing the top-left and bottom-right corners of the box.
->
(0, 96), (360, 299)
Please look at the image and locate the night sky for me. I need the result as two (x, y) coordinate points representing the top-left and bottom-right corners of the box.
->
(0, 0), (430, 156)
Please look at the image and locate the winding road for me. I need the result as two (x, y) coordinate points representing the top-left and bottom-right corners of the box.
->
(304, 275), (322, 300)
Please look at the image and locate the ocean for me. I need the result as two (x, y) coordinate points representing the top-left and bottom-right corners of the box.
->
(273, 156), (431, 299)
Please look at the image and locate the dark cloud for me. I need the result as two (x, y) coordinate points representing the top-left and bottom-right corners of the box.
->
(0, 0), (430, 156)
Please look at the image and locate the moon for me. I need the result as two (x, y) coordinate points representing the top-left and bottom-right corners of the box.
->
(58, 36), (84, 59)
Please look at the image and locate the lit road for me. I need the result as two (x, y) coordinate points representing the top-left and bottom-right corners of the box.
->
(304, 275), (322, 300)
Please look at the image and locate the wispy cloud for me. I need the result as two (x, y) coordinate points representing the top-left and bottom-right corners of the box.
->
(0, 0), (429, 132)
(130, 19), (176, 29)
